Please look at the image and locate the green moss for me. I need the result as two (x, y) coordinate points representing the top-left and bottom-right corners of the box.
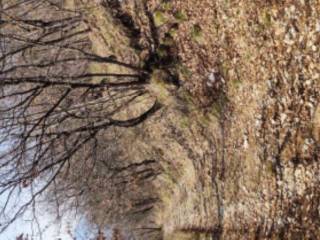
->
(191, 24), (205, 44)
(154, 11), (168, 27)
(169, 27), (178, 38)
(180, 117), (190, 129)
(161, 2), (173, 11)
(231, 79), (242, 89)
(173, 10), (188, 22)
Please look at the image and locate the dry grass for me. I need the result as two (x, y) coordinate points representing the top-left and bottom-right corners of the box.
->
(67, 0), (320, 238)
(142, 0), (320, 238)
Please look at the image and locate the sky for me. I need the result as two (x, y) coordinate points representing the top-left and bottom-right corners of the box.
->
(0, 204), (76, 240)
(1, 220), (74, 240)
(0, 143), (79, 240)
(0, 137), (111, 240)
(0, 133), (76, 240)
(0, 193), (110, 240)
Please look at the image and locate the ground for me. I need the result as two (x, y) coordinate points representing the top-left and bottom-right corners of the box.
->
(70, 1), (320, 239)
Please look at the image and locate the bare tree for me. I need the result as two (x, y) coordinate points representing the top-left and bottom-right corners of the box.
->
(0, 0), (160, 233)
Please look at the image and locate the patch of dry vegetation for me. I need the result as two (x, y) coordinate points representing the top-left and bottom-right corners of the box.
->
(31, 1), (319, 239)
(120, 0), (320, 239)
